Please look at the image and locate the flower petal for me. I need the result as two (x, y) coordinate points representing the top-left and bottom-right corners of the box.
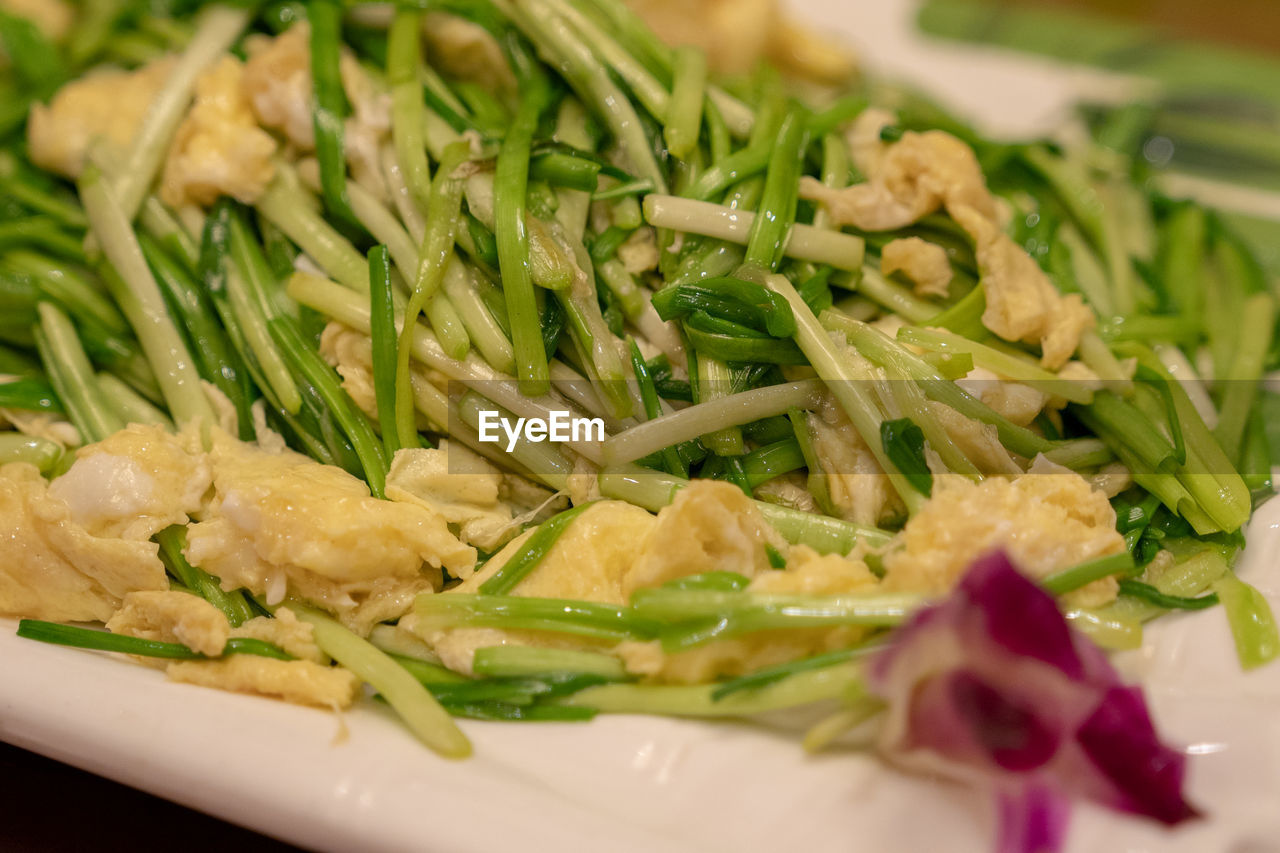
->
(1075, 685), (1200, 825)
(867, 548), (1200, 837)
(996, 784), (1071, 853)
(959, 551), (1087, 679)
(951, 671), (1061, 772)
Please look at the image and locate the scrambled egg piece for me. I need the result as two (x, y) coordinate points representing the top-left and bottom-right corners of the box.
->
(0, 463), (167, 622)
(956, 366), (1047, 428)
(882, 456), (1125, 608)
(185, 430), (471, 633)
(422, 12), (516, 95)
(800, 112), (997, 232)
(881, 237), (952, 299)
(108, 591), (351, 706)
(422, 500), (657, 673)
(337, 49), (393, 201)
(233, 607), (327, 663)
(617, 227), (660, 275)
(425, 482), (829, 681)
(0, 0), (72, 41)
(387, 443), (519, 557)
(0, 424), (208, 622)
(809, 405), (902, 527)
(565, 449), (603, 507)
(318, 322), (442, 432)
(753, 471), (819, 514)
(107, 590), (230, 656)
(1087, 461), (1133, 500)
(425, 483), (786, 673)
(802, 110), (1094, 367)
(167, 656), (361, 709)
(28, 57), (176, 178)
(505, 501), (657, 601)
(950, 204), (1095, 369)
(242, 23), (392, 198)
(750, 545), (877, 595)
(243, 23), (314, 150)
(47, 423), (210, 540)
(0, 407), (80, 447)
(626, 479), (786, 595)
(928, 402), (1021, 476)
(845, 106), (895, 176)
(109, 591), (327, 663)
(160, 56), (278, 207)
(626, 0), (855, 82)
(0, 423), (211, 621)
(318, 321), (381, 420)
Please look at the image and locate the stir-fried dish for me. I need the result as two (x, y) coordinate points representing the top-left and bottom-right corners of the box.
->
(1, 1), (1276, 849)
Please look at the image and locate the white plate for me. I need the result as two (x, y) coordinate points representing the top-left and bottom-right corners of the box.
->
(5, 3), (1280, 852)
(5, 497), (1280, 853)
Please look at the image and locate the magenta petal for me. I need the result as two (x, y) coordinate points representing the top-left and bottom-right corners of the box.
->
(1075, 686), (1200, 825)
(996, 785), (1071, 853)
(959, 552), (1086, 680)
(866, 605), (945, 687)
(869, 549), (1200, 836)
(950, 671), (1060, 772)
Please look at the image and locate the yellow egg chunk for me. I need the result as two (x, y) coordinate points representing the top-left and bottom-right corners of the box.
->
(107, 589), (231, 657)
(422, 500), (656, 674)
(625, 0), (854, 82)
(160, 55), (278, 208)
(799, 109), (998, 234)
(421, 481), (862, 681)
(625, 479), (787, 596)
(242, 23), (315, 150)
(241, 22), (391, 198)
(0, 424), (206, 621)
(27, 57), (176, 178)
(231, 607), (327, 663)
(0, 407), (80, 448)
(882, 457), (1126, 608)
(386, 444), (519, 558)
(748, 545), (878, 596)
(0, 463), (168, 622)
(107, 590), (350, 707)
(185, 430), (473, 633)
(167, 656), (362, 709)
(880, 236), (952, 299)
(48, 423), (210, 540)
(0, 0), (73, 41)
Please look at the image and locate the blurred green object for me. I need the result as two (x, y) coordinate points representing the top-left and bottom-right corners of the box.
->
(919, 0), (1280, 275)
(918, 0), (1280, 102)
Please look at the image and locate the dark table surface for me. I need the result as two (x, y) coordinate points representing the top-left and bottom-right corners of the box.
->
(0, 740), (307, 853)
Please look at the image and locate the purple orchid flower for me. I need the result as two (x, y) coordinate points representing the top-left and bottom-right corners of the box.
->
(866, 550), (1198, 852)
